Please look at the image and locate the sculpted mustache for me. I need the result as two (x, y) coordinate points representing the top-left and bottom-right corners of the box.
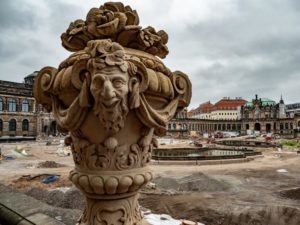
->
(93, 92), (128, 113)
(93, 94), (129, 133)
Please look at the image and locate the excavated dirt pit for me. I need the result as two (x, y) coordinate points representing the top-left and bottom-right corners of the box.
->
(1, 142), (300, 225)
(25, 187), (85, 210)
(37, 160), (66, 168)
(152, 172), (231, 192)
(21, 170), (300, 225)
(279, 187), (300, 201)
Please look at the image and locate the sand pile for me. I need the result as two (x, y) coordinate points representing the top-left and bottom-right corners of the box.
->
(279, 187), (300, 201)
(140, 193), (300, 225)
(218, 206), (300, 225)
(153, 172), (231, 192)
(37, 161), (65, 168)
(25, 187), (85, 210)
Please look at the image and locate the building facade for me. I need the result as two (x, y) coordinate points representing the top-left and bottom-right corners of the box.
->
(1, 73), (299, 140)
(188, 97), (246, 121)
(286, 102), (300, 118)
(210, 97), (246, 120)
(167, 95), (300, 138)
(189, 101), (213, 119)
(0, 72), (57, 139)
(240, 95), (296, 136)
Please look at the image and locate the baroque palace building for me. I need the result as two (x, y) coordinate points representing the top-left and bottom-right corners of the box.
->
(168, 95), (300, 138)
(1, 72), (299, 140)
(189, 97), (247, 120)
(0, 72), (57, 140)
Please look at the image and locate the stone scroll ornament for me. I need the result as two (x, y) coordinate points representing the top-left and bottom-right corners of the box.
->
(34, 2), (191, 225)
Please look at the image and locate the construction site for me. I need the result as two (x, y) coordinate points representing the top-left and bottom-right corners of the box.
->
(0, 135), (299, 225)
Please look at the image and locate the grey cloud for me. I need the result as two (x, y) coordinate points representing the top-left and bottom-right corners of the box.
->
(0, 1), (37, 30)
(0, 0), (299, 108)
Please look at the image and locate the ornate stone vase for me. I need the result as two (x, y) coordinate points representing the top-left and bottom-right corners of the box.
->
(34, 2), (191, 225)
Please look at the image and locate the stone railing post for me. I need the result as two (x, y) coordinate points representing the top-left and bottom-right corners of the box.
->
(34, 2), (191, 224)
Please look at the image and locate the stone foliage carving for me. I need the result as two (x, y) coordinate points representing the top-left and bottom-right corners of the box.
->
(70, 131), (156, 170)
(79, 195), (143, 225)
(61, 2), (168, 58)
(34, 2), (191, 225)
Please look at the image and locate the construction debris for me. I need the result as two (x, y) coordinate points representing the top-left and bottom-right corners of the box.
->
(56, 140), (71, 156)
(144, 213), (204, 225)
(42, 175), (60, 184)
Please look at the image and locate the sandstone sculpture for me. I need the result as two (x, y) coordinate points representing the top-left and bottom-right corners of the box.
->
(34, 2), (191, 225)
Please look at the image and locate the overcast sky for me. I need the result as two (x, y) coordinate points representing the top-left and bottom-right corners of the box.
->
(0, 0), (299, 109)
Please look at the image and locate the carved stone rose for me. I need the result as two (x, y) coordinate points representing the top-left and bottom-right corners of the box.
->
(34, 2), (191, 225)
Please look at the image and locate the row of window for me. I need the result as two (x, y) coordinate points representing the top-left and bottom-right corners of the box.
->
(212, 112), (237, 116)
(244, 112), (278, 119)
(169, 122), (294, 131)
(0, 119), (29, 131)
(244, 122), (293, 130)
(168, 123), (241, 131)
(0, 98), (30, 112)
(193, 112), (238, 117)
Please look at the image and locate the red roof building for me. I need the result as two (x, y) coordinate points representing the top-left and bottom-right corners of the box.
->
(212, 97), (247, 111)
(188, 97), (247, 120)
(188, 101), (213, 118)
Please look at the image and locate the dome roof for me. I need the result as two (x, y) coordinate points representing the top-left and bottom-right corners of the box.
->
(245, 97), (276, 107)
(25, 71), (38, 78)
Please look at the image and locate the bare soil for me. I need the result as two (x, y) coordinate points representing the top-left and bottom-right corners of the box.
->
(1, 140), (300, 225)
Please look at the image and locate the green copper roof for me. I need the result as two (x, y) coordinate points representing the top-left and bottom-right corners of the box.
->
(245, 98), (276, 107)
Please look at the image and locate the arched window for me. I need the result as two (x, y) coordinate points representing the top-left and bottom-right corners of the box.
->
(8, 99), (16, 112)
(222, 124), (226, 130)
(0, 98), (3, 111)
(227, 124), (231, 130)
(237, 124), (241, 130)
(280, 123), (284, 130)
(232, 124), (236, 130)
(0, 119), (3, 131)
(22, 119), (29, 131)
(22, 99), (29, 112)
(9, 119), (17, 131)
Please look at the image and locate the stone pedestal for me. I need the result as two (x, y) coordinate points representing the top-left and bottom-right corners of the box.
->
(34, 2), (191, 225)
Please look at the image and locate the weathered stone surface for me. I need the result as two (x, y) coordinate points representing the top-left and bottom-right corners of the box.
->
(34, 2), (191, 225)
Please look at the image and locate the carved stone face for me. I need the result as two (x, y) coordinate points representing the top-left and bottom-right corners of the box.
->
(90, 66), (129, 133)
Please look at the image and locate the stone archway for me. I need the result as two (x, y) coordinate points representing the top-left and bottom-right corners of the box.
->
(50, 121), (57, 136)
(254, 123), (261, 131)
(266, 123), (271, 133)
(43, 125), (48, 134)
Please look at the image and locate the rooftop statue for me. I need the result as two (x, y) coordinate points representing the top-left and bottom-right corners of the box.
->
(34, 2), (191, 225)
